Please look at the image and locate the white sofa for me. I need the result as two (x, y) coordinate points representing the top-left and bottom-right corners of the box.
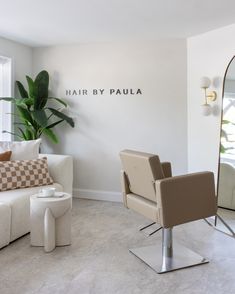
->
(0, 154), (73, 249)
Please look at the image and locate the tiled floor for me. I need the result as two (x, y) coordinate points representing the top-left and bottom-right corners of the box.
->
(0, 199), (235, 294)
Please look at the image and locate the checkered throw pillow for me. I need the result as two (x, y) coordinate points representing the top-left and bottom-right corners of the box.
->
(0, 157), (53, 191)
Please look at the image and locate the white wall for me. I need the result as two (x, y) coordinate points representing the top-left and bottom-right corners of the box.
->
(187, 24), (235, 183)
(0, 37), (33, 90)
(33, 40), (187, 201)
(2, 23), (235, 200)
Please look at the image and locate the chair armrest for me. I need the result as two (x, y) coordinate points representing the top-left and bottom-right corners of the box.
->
(39, 154), (73, 195)
(155, 171), (217, 228)
(161, 162), (172, 178)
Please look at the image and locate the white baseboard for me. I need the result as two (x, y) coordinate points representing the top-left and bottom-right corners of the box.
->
(73, 188), (122, 202)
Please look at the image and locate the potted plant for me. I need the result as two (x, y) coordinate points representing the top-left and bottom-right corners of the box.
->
(0, 70), (74, 143)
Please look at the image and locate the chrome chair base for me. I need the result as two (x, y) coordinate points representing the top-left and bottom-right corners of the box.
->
(130, 242), (208, 274)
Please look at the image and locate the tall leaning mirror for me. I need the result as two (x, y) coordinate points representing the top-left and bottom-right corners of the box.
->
(217, 56), (235, 236)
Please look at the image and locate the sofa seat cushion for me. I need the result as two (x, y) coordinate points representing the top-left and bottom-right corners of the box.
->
(0, 183), (63, 242)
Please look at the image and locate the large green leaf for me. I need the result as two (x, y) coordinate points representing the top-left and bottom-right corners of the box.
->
(32, 109), (48, 128)
(46, 119), (64, 129)
(13, 122), (27, 126)
(42, 128), (58, 144)
(48, 97), (67, 107)
(34, 70), (49, 109)
(16, 105), (34, 125)
(17, 128), (27, 140)
(26, 76), (36, 99)
(25, 127), (35, 140)
(16, 81), (28, 98)
(22, 97), (34, 107)
(15, 98), (34, 109)
(2, 130), (24, 140)
(18, 124), (38, 140)
(0, 97), (16, 103)
(0, 97), (33, 108)
(48, 108), (75, 127)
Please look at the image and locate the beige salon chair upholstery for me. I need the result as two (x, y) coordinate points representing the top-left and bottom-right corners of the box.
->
(120, 150), (217, 273)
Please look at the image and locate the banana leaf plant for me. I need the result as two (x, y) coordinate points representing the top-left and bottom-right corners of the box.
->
(0, 70), (74, 143)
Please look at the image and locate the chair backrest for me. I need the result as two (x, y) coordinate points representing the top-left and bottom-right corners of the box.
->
(120, 150), (165, 202)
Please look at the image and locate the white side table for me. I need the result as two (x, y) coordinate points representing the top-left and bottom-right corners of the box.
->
(30, 193), (72, 252)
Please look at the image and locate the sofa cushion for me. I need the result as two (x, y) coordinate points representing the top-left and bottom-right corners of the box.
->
(0, 139), (41, 160)
(0, 157), (53, 192)
(0, 183), (63, 241)
(0, 150), (12, 161)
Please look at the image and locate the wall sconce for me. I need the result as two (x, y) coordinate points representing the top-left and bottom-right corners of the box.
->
(200, 77), (217, 116)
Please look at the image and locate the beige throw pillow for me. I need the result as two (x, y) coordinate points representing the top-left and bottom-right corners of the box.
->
(0, 157), (53, 192)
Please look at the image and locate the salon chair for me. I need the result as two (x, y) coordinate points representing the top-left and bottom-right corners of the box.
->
(120, 150), (217, 273)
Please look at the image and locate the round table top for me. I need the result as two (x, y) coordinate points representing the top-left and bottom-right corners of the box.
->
(31, 192), (71, 202)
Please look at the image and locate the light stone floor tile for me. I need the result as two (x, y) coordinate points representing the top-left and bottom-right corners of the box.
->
(0, 199), (235, 294)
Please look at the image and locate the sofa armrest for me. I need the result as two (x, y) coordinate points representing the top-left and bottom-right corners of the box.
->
(155, 171), (217, 228)
(39, 154), (73, 195)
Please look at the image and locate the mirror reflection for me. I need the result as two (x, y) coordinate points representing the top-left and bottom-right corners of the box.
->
(217, 56), (235, 234)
